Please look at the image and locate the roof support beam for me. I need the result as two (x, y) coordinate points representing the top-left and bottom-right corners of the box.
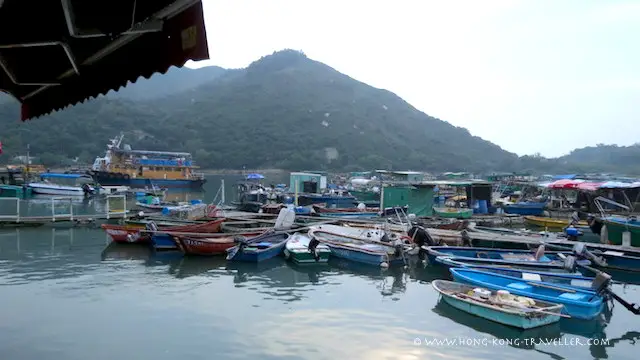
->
(23, 0), (201, 100)
(61, 0), (164, 38)
(0, 41), (80, 75)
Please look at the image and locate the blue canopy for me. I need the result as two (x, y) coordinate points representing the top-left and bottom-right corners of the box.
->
(246, 173), (265, 180)
(40, 173), (87, 179)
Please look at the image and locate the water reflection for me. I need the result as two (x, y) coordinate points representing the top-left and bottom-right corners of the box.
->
(0, 224), (638, 360)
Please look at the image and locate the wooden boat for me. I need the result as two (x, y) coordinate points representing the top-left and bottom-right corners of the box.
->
(433, 207), (473, 219)
(226, 231), (290, 262)
(173, 236), (237, 256)
(524, 216), (589, 229)
(102, 218), (225, 244)
(308, 225), (410, 267)
(450, 268), (604, 320)
(425, 246), (591, 268)
(284, 233), (331, 264)
(432, 280), (564, 329)
(435, 256), (580, 273)
(503, 201), (547, 216)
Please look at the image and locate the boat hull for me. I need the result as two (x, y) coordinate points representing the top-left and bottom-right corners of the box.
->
(602, 217), (640, 247)
(90, 171), (206, 189)
(524, 216), (588, 229)
(175, 236), (235, 255)
(503, 202), (547, 216)
(101, 224), (146, 243)
(433, 207), (474, 219)
(325, 243), (404, 266)
(450, 268), (604, 320)
(28, 183), (88, 196)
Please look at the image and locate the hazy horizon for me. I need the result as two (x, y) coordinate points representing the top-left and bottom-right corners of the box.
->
(187, 0), (639, 158)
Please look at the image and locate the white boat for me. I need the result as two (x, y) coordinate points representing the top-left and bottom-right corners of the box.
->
(28, 173), (97, 196)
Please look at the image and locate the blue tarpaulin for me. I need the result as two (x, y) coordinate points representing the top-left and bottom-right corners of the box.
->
(552, 174), (577, 180)
(246, 173), (265, 180)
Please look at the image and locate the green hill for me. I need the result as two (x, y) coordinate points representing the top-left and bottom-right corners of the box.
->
(0, 50), (634, 174)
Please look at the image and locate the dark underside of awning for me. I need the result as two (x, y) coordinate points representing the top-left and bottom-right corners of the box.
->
(0, 0), (209, 121)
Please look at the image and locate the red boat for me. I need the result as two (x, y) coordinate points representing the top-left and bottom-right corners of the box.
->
(101, 218), (226, 244)
(174, 231), (265, 255)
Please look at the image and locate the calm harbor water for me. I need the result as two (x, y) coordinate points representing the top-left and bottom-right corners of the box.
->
(0, 174), (638, 360)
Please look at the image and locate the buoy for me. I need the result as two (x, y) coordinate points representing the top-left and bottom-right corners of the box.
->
(380, 262), (389, 268)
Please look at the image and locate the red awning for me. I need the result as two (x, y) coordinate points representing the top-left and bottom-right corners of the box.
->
(547, 179), (585, 189)
(0, 0), (210, 121)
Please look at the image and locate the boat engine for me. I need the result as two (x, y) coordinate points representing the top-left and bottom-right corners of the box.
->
(145, 221), (158, 232)
(308, 237), (321, 261)
(572, 242), (608, 267)
(81, 183), (93, 196)
(408, 225), (438, 247)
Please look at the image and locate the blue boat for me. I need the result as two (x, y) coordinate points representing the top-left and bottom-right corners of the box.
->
(466, 267), (597, 290)
(226, 231), (290, 262)
(426, 246), (591, 269)
(432, 280), (564, 329)
(503, 201), (547, 216)
(437, 256), (583, 274)
(450, 268), (604, 320)
(309, 227), (408, 267)
(434, 255), (589, 272)
(150, 233), (179, 251)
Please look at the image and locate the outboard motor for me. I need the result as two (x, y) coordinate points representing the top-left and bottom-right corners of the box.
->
(81, 183), (92, 196)
(573, 242), (607, 267)
(145, 221), (158, 232)
(408, 225), (438, 247)
(308, 237), (321, 261)
(565, 226), (582, 241)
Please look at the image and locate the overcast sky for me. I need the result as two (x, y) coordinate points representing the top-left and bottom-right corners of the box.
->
(187, 0), (639, 158)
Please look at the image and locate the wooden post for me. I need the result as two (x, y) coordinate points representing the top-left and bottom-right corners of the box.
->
(294, 181), (299, 207)
(221, 179), (226, 205)
(16, 197), (20, 223)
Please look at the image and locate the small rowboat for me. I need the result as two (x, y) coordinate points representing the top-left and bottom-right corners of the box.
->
(308, 225), (410, 267)
(425, 246), (591, 270)
(432, 207), (473, 219)
(102, 219), (226, 244)
(284, 233), (331, 264)
(434, 256), (580, 273)
(524, 216), (589, 230)
(465, 267), (597, 290)
(432, 280), (564, 329)
(226, 231), (290, 262)
(450, 268), (604, 320)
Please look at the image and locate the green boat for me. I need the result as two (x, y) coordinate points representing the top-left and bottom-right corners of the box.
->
(433, 207), (473, 219)
(0, 184), (31, 198)
(284, 233), (331, 264)
(602, 216), (640, 247)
